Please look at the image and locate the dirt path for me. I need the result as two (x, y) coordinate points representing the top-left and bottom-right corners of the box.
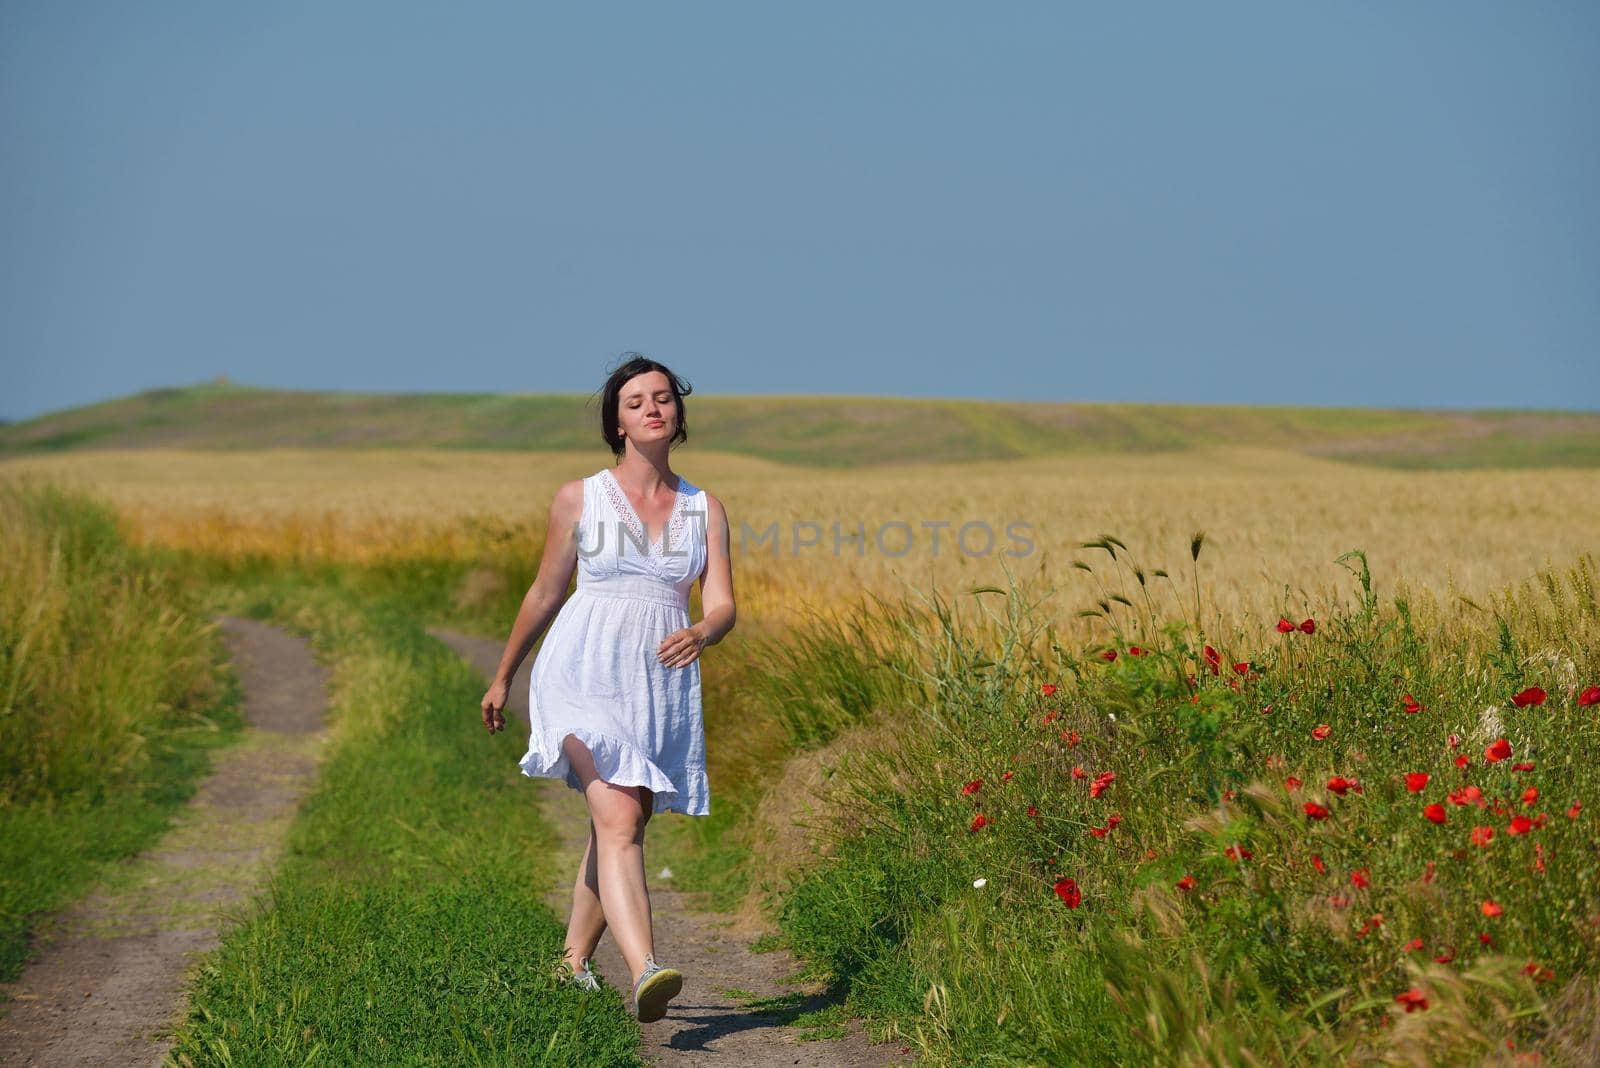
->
(0, 617), (329, 1068)
(432, 628), (910, 1067)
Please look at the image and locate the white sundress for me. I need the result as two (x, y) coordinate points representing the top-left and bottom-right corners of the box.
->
(518, 467), (711, 816)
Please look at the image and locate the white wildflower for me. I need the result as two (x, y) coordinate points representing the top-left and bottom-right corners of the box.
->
(1476, 705), (1503, 742)
(973, 878), (988, 889)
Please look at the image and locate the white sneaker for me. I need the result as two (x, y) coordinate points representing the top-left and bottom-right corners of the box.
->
(558, 956), (602, 992)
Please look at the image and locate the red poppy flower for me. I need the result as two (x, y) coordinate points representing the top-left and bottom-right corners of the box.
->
(1328, 894), (1350, 908)
(1471, 825), (1494, 846)
(1507, 815), (1533, 836)
(1089, 771), (1116, 798)
(1042, 710), (1058, 725)
(1448, 733), (1461, 749)
(1106, 814), (1122, 829)
(1304, 802), (1331, 821)
(1176, 874), (1197, 891)
(1404, 937), (1424, 952)
(1485, 738), (1513, 763)
(1580, 686), (1600, 707)
(1395, 988), (1429, 1013)
(1276, 618), (1295, 633)
(962, 778), (983, 795)
(1041, 683), (1057, 697)
(1285, 776), (1303, 791)
(1311, 853), (1326, 874)
(1326, 776), (1361, 796)
(1001, 771), (1014, 782)
(1511, 686), (1546, 708)
(1088, 826), (1108, 839)
(1464, 784), (1483, 804)
(1066, 729), (1081, 747)
(969, 813), (989, 832)
(1127, 645), (1146, 656)
(1053, 877), (1081, 908)
(1481, 899), (1502, 918)
(1203, 645), (1221, 676)
(1512, 761), (1536, 772)
(1350, 868), (1370, 889)
(1402, 693), (1425, 714)
(1027, 805), (1038, 818)
(1479, 932), (1493, 946)
(1072, 765), (1086, 780)
(1100, 649), (1118, 662)
(1224, 845), (1252, 862)
(1311, 724), (1332, 740)
(1433, 947), (1455, 964)
(1526, 963), (1555, 983)
(1521, 786), (1537, 806)
(1423, 803), (1447, 825)
(1568, 801), (1582, 819)
(1300, 618), (1316, 634)
(1406, 772), (1430, 793)
(1454, 754), (1471, 769)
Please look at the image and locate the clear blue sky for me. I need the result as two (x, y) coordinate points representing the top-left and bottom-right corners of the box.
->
(3, 1), (1597, 422)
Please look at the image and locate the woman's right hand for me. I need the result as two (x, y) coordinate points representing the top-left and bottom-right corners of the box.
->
(481, 680), (509, 734)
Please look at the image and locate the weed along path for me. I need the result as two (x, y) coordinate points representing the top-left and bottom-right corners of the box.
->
(432, 628), (908, 1068)
(0, 617), (329, 1068)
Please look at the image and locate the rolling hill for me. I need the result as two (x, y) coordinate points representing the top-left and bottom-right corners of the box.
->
(2, 383), (1596, 469)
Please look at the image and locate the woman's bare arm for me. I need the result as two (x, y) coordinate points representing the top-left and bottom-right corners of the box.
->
(693, 493), (736, 647)
(657, 492), (735, 669)
(480, 479), (583, 732)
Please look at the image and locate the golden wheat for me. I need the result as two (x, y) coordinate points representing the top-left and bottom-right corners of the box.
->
(5, 446), (1595, 632)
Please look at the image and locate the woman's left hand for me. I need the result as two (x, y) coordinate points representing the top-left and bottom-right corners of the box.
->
(658, 626), (707, 668)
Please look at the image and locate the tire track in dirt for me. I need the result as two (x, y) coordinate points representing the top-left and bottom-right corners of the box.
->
(432, 628), (910, 1067)
(0, 618), (329, 1067)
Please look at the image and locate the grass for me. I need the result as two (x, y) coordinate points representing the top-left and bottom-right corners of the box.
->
(0, 482), (240, 984)
(8, 446), (1599, 1061)
(724, 547), (1600, 1064)
(4, 384), (1598, 470)
(165, 568), (644, 1066)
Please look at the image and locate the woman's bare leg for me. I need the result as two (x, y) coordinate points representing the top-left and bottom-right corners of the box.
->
(562, 822), (605, 974)
(562, 735), (657, 985)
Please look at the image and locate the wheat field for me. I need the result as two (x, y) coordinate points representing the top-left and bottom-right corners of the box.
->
(6, 446), (1594, 635)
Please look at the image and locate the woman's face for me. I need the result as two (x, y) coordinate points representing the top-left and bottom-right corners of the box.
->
(617, 371), (678, 446)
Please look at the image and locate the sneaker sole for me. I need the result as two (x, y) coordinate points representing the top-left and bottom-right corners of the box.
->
(634, 968), (683, 1023)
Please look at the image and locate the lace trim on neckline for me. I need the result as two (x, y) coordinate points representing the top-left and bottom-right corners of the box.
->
(599, 468), (690, 555)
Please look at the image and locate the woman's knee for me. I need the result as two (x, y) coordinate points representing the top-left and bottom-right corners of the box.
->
(588, 784), (648, 844)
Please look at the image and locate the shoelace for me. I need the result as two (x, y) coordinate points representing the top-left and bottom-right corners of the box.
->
(559, 957), (602, 992)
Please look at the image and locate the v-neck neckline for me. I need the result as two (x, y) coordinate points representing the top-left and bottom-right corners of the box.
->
(601, 467), (685, 550)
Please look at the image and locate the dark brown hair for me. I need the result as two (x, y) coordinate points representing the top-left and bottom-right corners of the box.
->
(596, 353), (693, 460)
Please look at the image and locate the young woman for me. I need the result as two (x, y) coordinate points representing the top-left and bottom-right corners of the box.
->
(478, 354), (735, 1023)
